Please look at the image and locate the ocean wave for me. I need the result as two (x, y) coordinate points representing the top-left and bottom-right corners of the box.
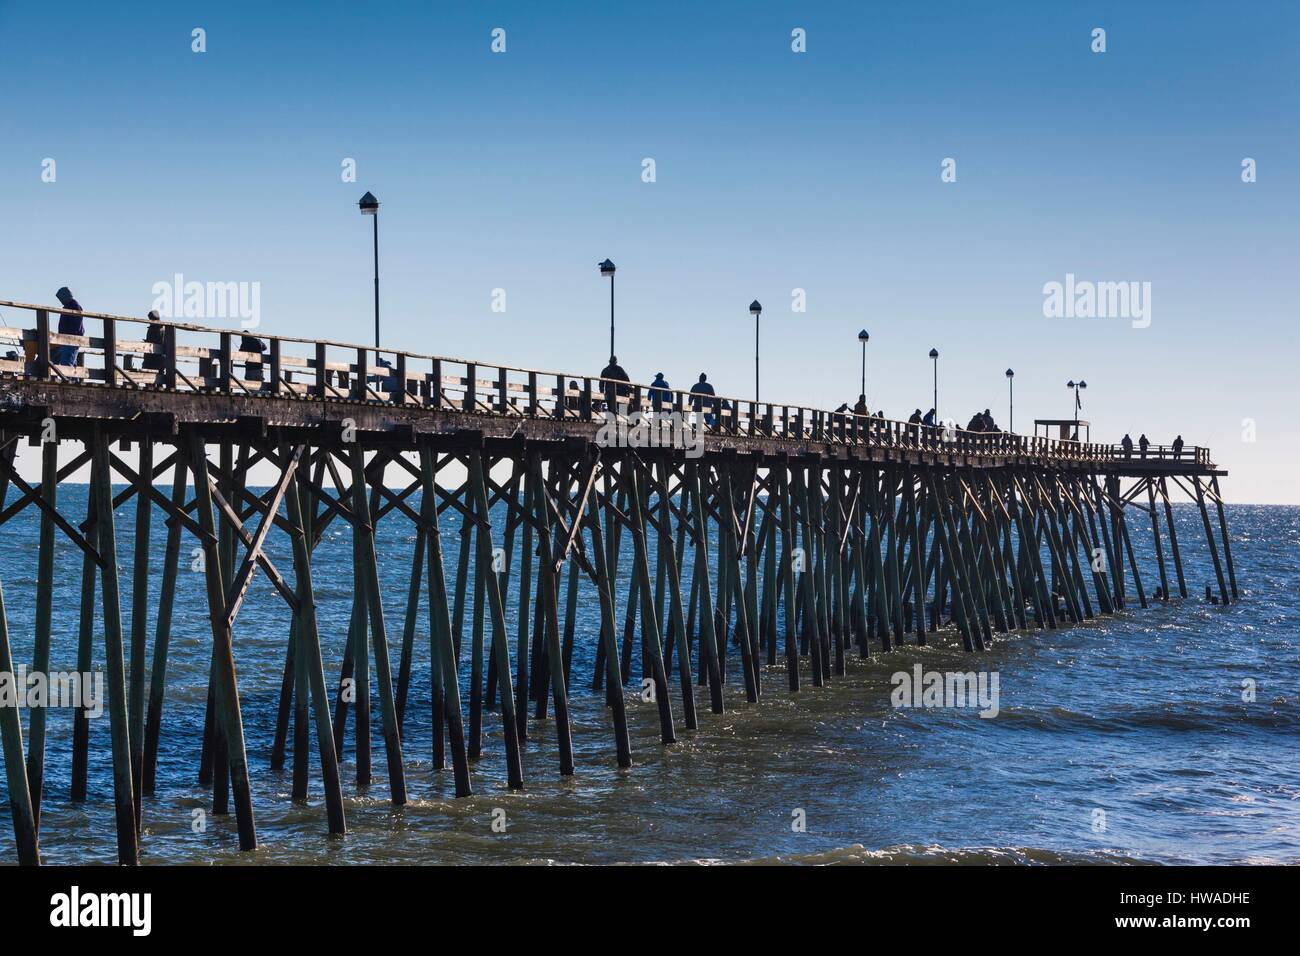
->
(990, 703), (1299, 734)
(730, 843), (1151, 865)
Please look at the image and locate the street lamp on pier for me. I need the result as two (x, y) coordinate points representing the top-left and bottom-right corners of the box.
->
(858, 329), (870, 397)
(599, 259), (616, 358)
(929, 348), (939, 419)
(358, 191), (380, 347)
(1006, 368), (1015, 433)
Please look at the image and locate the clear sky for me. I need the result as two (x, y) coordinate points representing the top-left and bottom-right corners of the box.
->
(2, 1), (1296, 501)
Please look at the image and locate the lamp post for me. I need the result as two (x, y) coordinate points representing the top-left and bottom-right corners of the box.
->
(750, 300), (763, 403)
(599, 259), (616, 358)
(858, 329), (869, 397)
(358, 191), (380, 347)
(1067, 379), (1087, 437)
(929, 348), (939, 419)
(1006, 368), (1015, 432)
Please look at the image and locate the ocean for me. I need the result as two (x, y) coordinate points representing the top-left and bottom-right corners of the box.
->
(1, 488), (1296, 865)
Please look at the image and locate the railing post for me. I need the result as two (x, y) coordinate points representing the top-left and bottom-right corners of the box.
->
(394, 352), (407, 405)
(35, 309), (50, 379)
(353, 347), (367, 401)
(464, 363), (477, 412)
(218, 331), (232, 393)
(269, 338), (282, 395)
(497, 367), (508, 414)
(315, 343), (328, 399)
(102, 317), (117, 387)
(163, 325), (177, 391)
(581, 378), (592, 421)
(429, 358), (441, 408)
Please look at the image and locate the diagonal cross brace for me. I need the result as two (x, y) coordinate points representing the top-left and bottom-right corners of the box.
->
(223, 445), (306, 629)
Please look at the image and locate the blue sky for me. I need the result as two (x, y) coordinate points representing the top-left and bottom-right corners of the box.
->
(2, 1), (1296, 500)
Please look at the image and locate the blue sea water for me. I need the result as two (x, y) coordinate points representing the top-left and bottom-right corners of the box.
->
(0, 485), (1296, 866)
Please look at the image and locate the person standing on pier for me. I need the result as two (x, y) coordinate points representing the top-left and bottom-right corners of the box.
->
(600, 355), (629, 412)
(1173, 435), (1184, 459)
(648, 372), (671, 408)
(143, 310), (165, 379)
(908, 408), (923, 446)
(853, 394), (869, 416)
(239, 331), (266, 383)
(52, 287), (84, 367)
(690, 372), (716, 426)
(1121, 433), (1134, 457)
(1139, 433), (1150, 458)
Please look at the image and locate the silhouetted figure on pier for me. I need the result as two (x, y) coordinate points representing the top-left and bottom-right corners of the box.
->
(967, 411), (985, 432)
(1139, 433), (1150, 458)
(690, 373), (716, 425)
(565, 379), (581, 413)
(853, 394), (868, 416)
(922, 407), (938, 447)
(239, 332), (266, 383)
(1121, 433), (1133, 457)
(52, 287), (84, 367)
(835, 402), (850, 414)
(982, 409), (998, 431)
(371, 355), (397, 394)
(1173, 435), (1184, 459)
(908, 409), (923, 445)
(600, 355), (629, 411)
(649, 372), (671, 407)
(143, 310), (165, 375)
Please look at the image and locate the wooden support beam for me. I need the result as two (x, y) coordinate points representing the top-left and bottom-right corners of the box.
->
(1211, 477), (1239, 603)
(348, 446), (408, 804)
(185, 432), (257, 851)
(417, 443), (472, 795)
(0, 438), (40, 865)
(282, 441), (347, 834)
(26, 440), (58, 831)
(467, 449), (525, 789)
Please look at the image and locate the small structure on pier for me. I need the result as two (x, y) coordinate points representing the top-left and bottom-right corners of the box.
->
(1035, 418), (1090, 442)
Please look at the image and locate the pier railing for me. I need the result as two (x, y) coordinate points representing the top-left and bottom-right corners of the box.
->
(0, 300), (1209, 466)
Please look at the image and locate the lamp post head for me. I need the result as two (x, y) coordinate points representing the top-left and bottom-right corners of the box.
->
(599, 258), (616, 277)
(1079, 380), (1087, 389)
(1006, 368), (1014, 378)
(858, 329), (869, 343)
(750, 300), (762, 316)
(929, 348), (939, 360)
(358, 191), (379, 215)
(1067, 379), (1075, 389)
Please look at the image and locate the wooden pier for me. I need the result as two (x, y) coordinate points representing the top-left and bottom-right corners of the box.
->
(0, 300), (1238, 865)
